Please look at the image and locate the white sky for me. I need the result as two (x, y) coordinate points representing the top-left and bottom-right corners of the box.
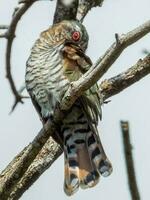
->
(0, 0), (150, 199)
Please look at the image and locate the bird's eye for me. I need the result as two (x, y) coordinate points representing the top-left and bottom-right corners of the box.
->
(72, 31), (80, 41)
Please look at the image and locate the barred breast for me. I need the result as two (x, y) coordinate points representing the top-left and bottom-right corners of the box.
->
(25, 35), (69, 118)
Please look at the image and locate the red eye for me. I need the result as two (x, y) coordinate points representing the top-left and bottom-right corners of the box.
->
(72, 31), (80, 41)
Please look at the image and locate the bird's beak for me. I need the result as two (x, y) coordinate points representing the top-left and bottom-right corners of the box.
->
(63, 41), (92, 65)
(64, 41), (84, 52)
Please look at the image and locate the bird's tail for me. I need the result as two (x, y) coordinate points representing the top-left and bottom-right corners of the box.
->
(62, 124), (112, 196)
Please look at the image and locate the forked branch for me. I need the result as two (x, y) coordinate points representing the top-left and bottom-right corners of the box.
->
(0, 0), (149, 199)
(100, 55), (150, 100)
(0, 22), (150, 199)
(2, 52), (149, 199)
(1, 1), (36, 112)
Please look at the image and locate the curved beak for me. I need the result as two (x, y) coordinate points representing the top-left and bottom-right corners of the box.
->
(63, 40), (92, 65)
(64, 40), (85, 52)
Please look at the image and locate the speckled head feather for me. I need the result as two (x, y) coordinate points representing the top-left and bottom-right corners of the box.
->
(40, 20), (89, 51)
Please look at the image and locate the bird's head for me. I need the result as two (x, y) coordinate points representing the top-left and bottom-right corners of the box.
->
(41, 20), (89, 52)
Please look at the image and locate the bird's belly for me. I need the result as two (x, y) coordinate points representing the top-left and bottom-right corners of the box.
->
(26, 63), (69, 118)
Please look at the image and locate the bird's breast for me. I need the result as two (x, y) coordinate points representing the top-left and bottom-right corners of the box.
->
(26, 48), (69, 106)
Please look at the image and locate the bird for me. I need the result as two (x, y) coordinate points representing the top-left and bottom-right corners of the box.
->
(25, 20), (112, 196)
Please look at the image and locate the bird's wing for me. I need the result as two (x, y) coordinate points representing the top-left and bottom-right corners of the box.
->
(62, 45), (102, 127)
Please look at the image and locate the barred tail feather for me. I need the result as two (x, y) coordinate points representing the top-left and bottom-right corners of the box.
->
(62, 104), (112, 196)
(86, 131), (113, 177)
(63, 129), (100, 196)
(63, 132), (79, 196)
(78, 145), (100, 189)
(63, 127), (112, 196)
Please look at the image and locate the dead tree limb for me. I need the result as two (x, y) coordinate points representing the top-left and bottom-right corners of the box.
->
(121, 121), (141, 200)
(2, 1), (36, 112)
(1, 53), (149, 200)
(59, 20), (150, 110)
(77, 0), (104, 21)
(7, 137), (62, 200)
(78, 20), (150, 88)
(1, 0), (106, 111)
(0, 54), (150, 199)
(100, 55), (150, 100)
(0, 0), (150, 199)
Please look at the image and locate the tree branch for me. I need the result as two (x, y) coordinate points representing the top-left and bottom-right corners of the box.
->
(1, 53), (149, 199)
(120, 121), (141, 200)
(8, 137), (62, 200)
(0, 118), (63, 199)
(0, 1), (36, 112)
(81, 20), (150, 85)
(77, 0), (104, 21)
(100, 55), (150, 100)
(1, 0), (150, 199)
(53, 0), (79, 24)
(59, 20), (150, 110)
(53, 0), (105, 24)
(1, 40), (150, 199)
(1, 0), (105, 112)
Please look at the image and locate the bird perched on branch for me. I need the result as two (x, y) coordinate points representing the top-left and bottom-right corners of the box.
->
(25, 20), (112, 196)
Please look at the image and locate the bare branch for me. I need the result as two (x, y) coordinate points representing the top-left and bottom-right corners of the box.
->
(8, 137), (62, 200)
(120, 121), (141, 200)
(10, 84), (29, 114)
(10, 20), (150, 110)
(3, 1), (36, 111)
(10, 96), (29, 114)
(82, 20), (150, 84)
(0, 110), (65, 199)
(100, 55), (150, 100)
(1, 38), (150, 199)
(77, 0), (104, 21)
(53, 0), (105, 24)
(3, 53), (149, 199)
(60, 20), (150, 110)
(1, 0), (150, 198)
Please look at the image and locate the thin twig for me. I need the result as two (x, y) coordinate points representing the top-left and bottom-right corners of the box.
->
(11, 83), (30, 111)
(120, 121), (141, 200)
(0, 1), (149, 199)
(0, 19), (150, 199)
(81, 20), (150, 85)
(60, 20), (150, 110)
(3, 53), (150, 199)
(0, 52), (150, 199)
(4, 1), (36, 111)
(77, 0), (104, 21)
